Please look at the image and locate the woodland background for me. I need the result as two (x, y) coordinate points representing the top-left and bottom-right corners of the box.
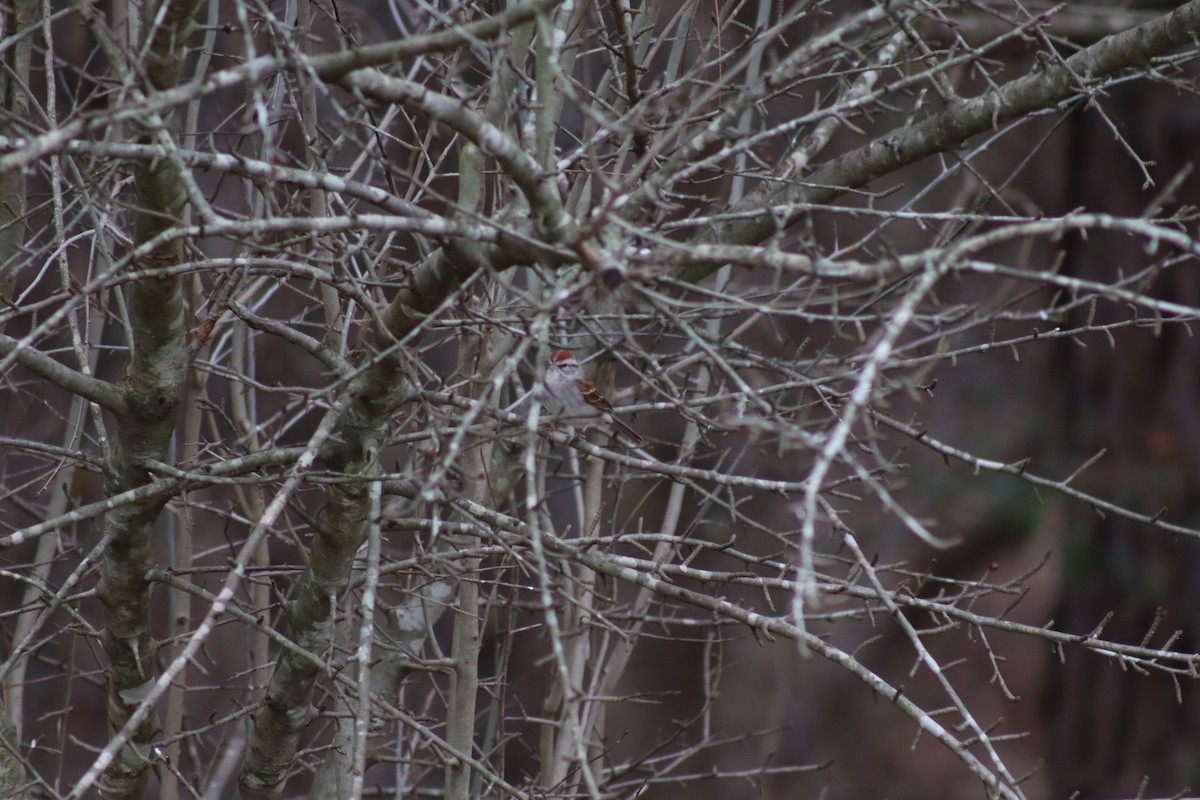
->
(2, 0), (1200, 798)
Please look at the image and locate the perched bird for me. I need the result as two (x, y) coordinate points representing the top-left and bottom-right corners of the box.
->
(543, 349), (643, 444)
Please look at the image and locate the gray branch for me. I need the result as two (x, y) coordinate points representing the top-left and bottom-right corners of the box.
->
(685, 0), (1200, 280)
(96, 0), (203, 796)
(0, 333), (127, 413)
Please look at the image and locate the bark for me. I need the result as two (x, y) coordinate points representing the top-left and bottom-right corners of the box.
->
(96, 1), (202, 797)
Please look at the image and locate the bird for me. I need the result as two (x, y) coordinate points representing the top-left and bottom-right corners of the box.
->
(543, 349), (643, 444)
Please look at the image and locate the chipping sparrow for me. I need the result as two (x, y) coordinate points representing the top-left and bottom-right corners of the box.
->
(543, 349), (643, 443)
